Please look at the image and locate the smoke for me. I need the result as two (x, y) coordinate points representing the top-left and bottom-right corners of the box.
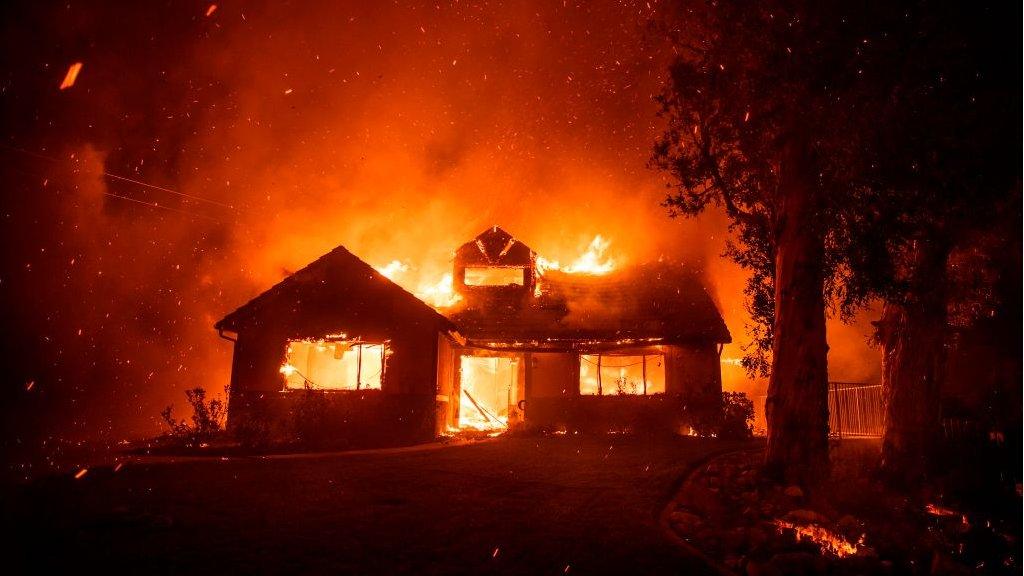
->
(0, 1), (879, 449)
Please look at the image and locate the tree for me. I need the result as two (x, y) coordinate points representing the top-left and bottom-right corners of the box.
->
(651, 1), (925, 483)
(837, 3), (1020, 485)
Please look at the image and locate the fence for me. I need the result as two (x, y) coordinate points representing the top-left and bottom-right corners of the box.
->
(828, 382), (884, 438)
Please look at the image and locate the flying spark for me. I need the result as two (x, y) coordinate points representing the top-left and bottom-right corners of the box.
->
(59, 62), (83, 90)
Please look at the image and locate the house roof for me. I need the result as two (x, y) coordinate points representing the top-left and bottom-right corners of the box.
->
(215, 246), (455, 336)
(446, 261), (731, 347)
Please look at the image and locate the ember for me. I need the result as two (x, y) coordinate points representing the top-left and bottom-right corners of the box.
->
(58, 62), (83, 90)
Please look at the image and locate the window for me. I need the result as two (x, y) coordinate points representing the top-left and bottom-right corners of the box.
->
(579, 354), (665, 395)
(280, 339), (386, 391)
(463, 266), (526, 287)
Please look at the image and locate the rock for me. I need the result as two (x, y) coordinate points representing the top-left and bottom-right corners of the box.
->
(931, 551), (973, 575)
(783, 485), (804, 499)
(748, 526), (772, 549)
(784, 509), (831, 526)
(836, 514), (862, 535)
(765, 551), (828, 575)
(745, 558), (782, 576)
(722, 527), (747, 550)
(669, 510), (703, 533)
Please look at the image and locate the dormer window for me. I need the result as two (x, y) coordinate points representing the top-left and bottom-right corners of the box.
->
(453, 227), (537, 302)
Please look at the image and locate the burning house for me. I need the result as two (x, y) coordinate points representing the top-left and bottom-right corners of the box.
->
(216, 227), (730, 446)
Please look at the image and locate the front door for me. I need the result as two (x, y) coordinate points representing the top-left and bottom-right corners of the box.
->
(457, 354), (522, 430)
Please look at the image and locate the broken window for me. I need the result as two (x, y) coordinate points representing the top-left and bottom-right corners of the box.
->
(280, 339), (386, 391)
(463, 266), (526, 287)
(579, 354), (665, 396)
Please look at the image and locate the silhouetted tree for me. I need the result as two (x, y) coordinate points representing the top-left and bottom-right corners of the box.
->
(835, 4), (1020, 485)
(649, 1), (1009, 483)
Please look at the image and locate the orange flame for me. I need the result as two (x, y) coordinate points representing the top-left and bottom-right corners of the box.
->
(774, 520), (862, 557)
(59, 62), (83, 90)
(375, 260), (409, 281)
(536, 234), (615, 275)
(415, 273), (461, 309)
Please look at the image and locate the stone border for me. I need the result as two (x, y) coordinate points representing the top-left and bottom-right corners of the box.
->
(658, 446), (766, 576)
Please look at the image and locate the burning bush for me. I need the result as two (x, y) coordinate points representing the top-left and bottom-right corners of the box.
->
(160, 387), (226, 447)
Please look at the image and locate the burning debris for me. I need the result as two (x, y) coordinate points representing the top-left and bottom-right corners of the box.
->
(773, 519), (863, 558)
(58, 62), (83, 90)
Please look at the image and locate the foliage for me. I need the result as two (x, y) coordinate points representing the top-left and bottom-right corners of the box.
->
(718, 392), (755, 440)
(649, 1), (904, 375)
(161, 387), (226, 446)
(232, 400), (274, 449)
(690, 391), (754, 440)
(650, 1), (1020, 375)
(290, 388), (330, 447)
(834, 3), (1019, 319)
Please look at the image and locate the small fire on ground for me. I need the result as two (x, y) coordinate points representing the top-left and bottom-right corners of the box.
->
(773, 519), (864, 558)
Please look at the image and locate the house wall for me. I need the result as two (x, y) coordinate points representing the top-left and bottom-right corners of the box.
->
(521, 343), (723, 434)
(225, 324), (441, 448)
(665, 342), (723, 414)
(434, 334), (459, 434)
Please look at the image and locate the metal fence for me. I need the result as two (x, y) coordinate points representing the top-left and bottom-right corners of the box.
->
(828, 382), (884, 438)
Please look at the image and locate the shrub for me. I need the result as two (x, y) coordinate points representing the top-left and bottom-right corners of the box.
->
(718, 391), (755, 440)
(688, 391), (755, 440)
(290, 388), (330, 447)
(161, 387), (226, 447)
(233, 402), (274, 449)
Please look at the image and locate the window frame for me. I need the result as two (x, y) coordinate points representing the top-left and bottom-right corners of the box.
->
(281, 339), (389, 392)
(578, 353), (665, 396)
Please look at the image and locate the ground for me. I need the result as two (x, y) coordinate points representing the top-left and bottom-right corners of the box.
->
(665, 439), (1021, 575)
(7, 434), (753, 574)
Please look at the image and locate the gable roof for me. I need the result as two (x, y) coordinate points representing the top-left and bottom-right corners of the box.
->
(447, 261), (731, 346)
(215, 246), (455, 336)
(454, 226), (535, 267)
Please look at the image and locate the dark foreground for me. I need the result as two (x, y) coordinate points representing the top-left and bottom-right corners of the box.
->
(7, 435), (751, 574)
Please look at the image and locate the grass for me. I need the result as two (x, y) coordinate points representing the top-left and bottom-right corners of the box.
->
(7, 434), (754, 574)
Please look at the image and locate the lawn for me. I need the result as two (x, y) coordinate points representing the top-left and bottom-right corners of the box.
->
(8, 434), (753, 574)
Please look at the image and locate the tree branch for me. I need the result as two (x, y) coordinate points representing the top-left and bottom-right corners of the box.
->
(691, 122), (762, 229)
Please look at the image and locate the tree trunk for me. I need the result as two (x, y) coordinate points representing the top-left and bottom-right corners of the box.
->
(879, 241), (949, 485)
(764, 137), (830, 485)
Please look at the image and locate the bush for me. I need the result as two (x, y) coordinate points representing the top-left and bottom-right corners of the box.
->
(290, 388), (330, 447)
(161, 387), (226, 447)
(718, 391), (755, 440)
(689, 391), (755, 440)
(233, 402), (274, 449)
